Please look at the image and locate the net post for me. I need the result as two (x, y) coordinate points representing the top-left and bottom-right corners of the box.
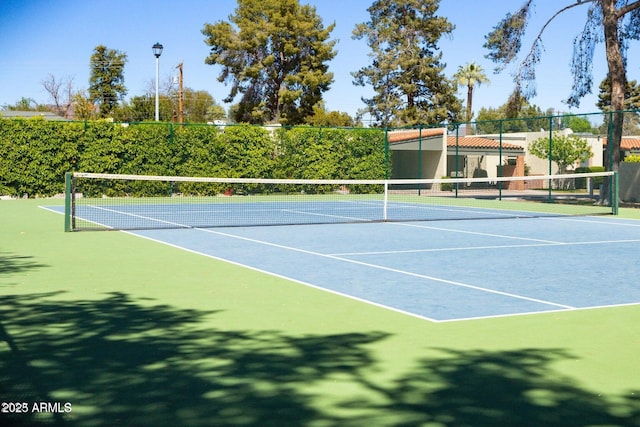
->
(64, 172), (72, 232)
(383, 180), (389, 222)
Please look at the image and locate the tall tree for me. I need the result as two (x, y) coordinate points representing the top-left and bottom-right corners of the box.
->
(352, 0), (461, 127)
(483, 0), (640, 185)
(453, 62), (489, 133)
(88, 45), (128, 118)
(202, 0), (336, 125)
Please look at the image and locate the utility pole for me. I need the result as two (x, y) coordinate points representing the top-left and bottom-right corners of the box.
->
(176, 63), (184, 124)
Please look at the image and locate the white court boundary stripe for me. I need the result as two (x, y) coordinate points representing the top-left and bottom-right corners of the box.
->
(544, 216), (640, 227)
(197, 227), (575, 310)
(330, 238), (640, 256)
(392, 221), (563, 243)
(121, 230), (442, 323)
(439, 301), (640, 323)
(87, 205), (188, 228)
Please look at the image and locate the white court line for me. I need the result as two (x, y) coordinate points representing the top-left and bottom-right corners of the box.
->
(391, 221), (564, 243)
(87, 205), (189, 228)
(389, 201), (523, 218)
(282, 209), (375, 222)
(544, 215), (640, 227)
(436, 301), (640, 323)
(330, 238), (640, 256)
(121, 230), (441, 323)
(196, 227), (575, 310)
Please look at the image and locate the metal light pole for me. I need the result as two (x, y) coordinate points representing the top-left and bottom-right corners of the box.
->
(152, 42), (163, 121)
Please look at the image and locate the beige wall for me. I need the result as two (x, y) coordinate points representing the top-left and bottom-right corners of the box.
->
(392, 150), (445, 179)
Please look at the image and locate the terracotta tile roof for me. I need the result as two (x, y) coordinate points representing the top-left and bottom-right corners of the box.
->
(602, 137), (640, 150)
(387, 128), (444, 143)
(446, 136), (523, 151)
(388, 129), (524, 151)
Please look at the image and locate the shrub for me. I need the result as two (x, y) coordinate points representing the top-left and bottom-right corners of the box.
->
(0, 119), (388, 197)
(575, 166), (605, 189)
(440, 176), (454, 192)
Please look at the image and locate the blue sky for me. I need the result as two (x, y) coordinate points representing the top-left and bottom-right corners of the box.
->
(1, 0), (637, 122)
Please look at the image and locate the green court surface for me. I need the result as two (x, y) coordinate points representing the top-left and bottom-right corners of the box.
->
(1, 199), (639, 426)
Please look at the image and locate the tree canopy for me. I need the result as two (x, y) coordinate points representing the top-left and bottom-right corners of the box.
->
(88, 45), (128, 118)
(202, 0), (336, 125)
(453, 62), (489, 131)
(483, 0), (640, 180)
(352, 0), (461, 127)
(475, 100), (548, 134)
(529, 131), (593, 174)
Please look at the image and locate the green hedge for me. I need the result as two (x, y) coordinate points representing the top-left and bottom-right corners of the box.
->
(0, 119), (389, 197)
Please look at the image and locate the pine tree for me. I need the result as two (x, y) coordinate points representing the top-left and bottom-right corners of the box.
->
(88, 45), (127, 118)
(202, 0), (336, 125)
(352, 0), (461, 127)
(484, 0), (640, 193)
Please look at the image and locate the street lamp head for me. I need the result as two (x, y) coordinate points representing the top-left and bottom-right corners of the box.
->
(152, 42), (163, 58)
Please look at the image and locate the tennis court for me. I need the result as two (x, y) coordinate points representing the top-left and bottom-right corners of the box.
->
(112, 216), (640, 322)
(3, 198), (640, 426)
(45, 170), (640, 322)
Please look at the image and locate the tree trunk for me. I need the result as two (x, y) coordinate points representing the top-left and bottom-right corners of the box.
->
(600, 0), (626, 203)
(466, 84), (473, 135)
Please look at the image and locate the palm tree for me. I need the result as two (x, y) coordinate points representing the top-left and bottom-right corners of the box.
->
(453, 62), (489, 134)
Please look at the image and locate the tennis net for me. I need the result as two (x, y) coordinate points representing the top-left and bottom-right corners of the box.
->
(64, 171), (618, 231)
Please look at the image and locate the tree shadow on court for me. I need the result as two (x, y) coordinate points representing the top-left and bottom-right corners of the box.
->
(0, 291), (638, 426)
(0, 291), (387, 426)
(0, 252), (48, 277)
(349, 348), (640, 426)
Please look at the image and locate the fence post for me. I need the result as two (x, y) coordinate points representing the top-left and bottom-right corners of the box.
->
(418, 125), (422, 196)
(498, 119), (503, 200)
(455, 124), (459, 197)
(384, 128), (390, 179)
(613, 171), (619, 215)
(548, 116), (553, 202)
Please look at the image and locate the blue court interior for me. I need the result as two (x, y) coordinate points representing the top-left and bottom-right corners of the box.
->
(46, 200), (640, 321)
(111, 214), (640, 322)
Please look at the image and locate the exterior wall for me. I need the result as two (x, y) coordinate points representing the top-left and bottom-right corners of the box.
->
(391, 150), (445, 179)
(480, 131), (554, 176)
(389, 128), (447, 180)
